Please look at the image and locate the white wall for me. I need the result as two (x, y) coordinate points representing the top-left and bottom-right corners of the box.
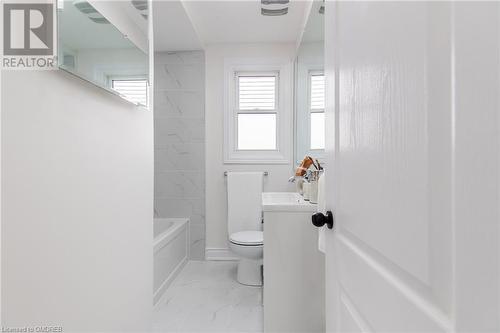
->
(205, 43), (296, 258)
(1, 70), (153, 331)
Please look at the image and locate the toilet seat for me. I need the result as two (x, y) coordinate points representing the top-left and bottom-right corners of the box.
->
(229, 231), (263, 246)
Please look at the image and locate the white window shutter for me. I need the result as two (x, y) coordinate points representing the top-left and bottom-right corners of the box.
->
(310, 74), (325, 110)
(238, 76), (276, 110)
(112, 80), (148, 106)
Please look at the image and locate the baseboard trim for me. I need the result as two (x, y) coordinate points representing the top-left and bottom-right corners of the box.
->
(153, 256), (188, 306)
(205, 247), (238, 261)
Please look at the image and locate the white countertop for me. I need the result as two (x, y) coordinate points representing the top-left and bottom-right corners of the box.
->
(262, 192), (318, 212)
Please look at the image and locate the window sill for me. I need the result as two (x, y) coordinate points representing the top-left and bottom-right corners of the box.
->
(224, 150), (290, 165)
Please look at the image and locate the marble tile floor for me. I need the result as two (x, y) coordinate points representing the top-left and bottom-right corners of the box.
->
(153, 261), (263, 333)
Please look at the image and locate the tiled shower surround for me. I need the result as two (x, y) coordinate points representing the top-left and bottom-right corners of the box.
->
(154, 51), (205, 260)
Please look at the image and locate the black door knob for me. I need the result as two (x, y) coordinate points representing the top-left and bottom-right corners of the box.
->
(311, 211), (334, 229)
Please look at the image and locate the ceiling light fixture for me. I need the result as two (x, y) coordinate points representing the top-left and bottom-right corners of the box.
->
(261, 0), (289, 16)
(261, 0), (289, 4)
(261, 8), (288, 16)
(73, 0), (109, 24)
(131, 0), (148, 20)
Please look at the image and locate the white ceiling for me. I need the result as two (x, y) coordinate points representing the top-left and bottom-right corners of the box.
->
(153, 1), (203, 51)
(59, 1), (134, 50)
(301, 0), (324, 43)
(155, 0), (309, 47)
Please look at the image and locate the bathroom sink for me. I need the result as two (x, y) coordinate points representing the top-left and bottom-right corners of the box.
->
(262, 192), (317, 212)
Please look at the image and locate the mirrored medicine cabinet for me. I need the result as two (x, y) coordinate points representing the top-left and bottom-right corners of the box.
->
(57, 0), (150, 107)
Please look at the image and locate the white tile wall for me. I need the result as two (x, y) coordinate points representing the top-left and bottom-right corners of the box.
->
(154, 51), (206, 260)
(155, 197), (205, 225)
(155, 91), (205, 118)
(155, 118), (205, 147)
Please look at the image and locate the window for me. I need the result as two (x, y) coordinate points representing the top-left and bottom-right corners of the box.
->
(224, 60), (292, 164)
(309, 72), (325, 150)
(238, 113), (277, 150)
(111, 79), (148, 106)
(236, 73), (278, 150)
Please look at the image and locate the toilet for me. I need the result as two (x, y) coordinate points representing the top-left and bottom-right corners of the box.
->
(226, 171), (265, 286)
(228, 230), (263, 286)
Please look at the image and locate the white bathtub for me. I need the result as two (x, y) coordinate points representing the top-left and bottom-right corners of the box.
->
(154, 218), (189, 305)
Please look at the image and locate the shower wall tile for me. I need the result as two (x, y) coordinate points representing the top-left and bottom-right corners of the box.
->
(155, 118), (205, 147)
(155, 171), (205, 198)
(156, 51), (205, 65)
(154, 91), (204, 118)
(189, 224), (206, 261)
(154, 197), (205, 226)
(155, 64), (204, 91)
(154, 51), (206, 260)
(155, 144), (205, 171)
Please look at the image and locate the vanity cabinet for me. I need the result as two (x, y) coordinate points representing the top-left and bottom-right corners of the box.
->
(262, 192), (325, 333)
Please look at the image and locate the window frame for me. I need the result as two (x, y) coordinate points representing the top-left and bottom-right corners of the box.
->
(308, 70), (325, 151)
(224, 59), (292, 164)
(293, 63), (326, 165)
(235, 71), (279, 151)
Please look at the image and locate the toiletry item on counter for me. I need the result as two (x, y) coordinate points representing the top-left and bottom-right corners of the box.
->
(294, 157), (323, 198)
(315, 159), (323, 171)
(307, 169), (323, 203)
(309, 180), (319, 204)
(295, 156), (315, 177)
(307, 170), (321, 182)
(295, 157), (323, 177)
(296, 177), (305, 195)
(303, 182), (311, 201)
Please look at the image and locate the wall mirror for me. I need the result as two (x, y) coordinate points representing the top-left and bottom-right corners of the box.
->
(58, 0), (149, 107)
(294, 0), (325, 164)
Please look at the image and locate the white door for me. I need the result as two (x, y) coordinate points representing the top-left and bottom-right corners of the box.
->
(323, 2), (500, 332)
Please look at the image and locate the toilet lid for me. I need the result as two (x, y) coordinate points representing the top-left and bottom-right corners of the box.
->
(229, 231), (263, 246)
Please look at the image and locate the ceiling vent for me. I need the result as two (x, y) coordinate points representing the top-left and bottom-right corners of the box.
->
(261, 0), (289, 16)
(73, 0), (109, 24)
(131, 0), (148, 20)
